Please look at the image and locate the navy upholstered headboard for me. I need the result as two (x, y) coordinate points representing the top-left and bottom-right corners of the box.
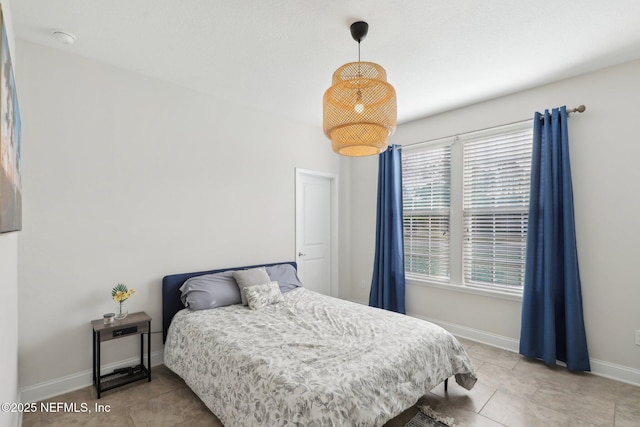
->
(161, 261), (297, 342)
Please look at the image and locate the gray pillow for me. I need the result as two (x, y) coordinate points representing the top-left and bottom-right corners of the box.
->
(266, 264), (303, 293)
(245, 281), (284, 310)
(179, 271), (241, 310)
(233, 267), (271, 305)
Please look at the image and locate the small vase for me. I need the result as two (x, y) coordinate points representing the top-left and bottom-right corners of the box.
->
(115, 303), (128, 320)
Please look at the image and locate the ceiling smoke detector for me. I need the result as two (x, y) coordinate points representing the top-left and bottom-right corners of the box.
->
(52, 31), (76, 45)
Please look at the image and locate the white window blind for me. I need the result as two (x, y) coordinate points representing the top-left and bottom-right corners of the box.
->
(462, 124), (533, 293)
(402, 144), (451, 280)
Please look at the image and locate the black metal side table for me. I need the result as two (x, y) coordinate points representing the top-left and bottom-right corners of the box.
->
(91, 311), (151, 398)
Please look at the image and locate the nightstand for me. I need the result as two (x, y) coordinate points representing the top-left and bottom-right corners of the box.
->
(91, 311), (152, 398)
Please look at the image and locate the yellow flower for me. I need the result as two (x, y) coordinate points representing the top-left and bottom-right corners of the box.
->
(111, 284), (135, 304)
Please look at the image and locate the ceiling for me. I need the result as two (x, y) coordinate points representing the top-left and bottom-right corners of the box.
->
(12, 0), (640, 127)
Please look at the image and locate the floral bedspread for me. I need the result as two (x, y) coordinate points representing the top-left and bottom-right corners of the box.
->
(164, 288), (476, 427)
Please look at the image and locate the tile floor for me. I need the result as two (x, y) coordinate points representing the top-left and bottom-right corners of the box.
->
(21, 338), (640, 426)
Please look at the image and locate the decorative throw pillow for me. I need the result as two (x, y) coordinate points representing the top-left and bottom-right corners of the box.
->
(179, 271), (241, 310)
(245, 281), (283, 310)
(266, 264), (303, 293)
(233, 267), (271, 305)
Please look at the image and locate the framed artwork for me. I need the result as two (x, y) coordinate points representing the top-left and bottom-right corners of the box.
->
(0, 4), (22, 233)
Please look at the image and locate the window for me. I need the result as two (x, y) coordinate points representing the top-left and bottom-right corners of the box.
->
(403, 144), (451, 280)
(402, 122), (533, 295)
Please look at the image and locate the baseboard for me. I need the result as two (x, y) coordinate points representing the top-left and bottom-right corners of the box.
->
(348, 299), (640, 387)
(407, 311), (520, 353)
(20, 350), (164, 403)
(589, 358), (640, 387)
(348, 298), (519, 351)
(406, 310), (640, 387)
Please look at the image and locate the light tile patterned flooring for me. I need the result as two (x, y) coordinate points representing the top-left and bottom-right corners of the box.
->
(22, 338), (640, 426)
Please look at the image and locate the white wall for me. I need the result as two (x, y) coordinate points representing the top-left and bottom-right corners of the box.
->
(0, 0), (20, 425)
(348, 59), (640, 379)
(17, 40), (341, 393)
(16, 30), (640, 400)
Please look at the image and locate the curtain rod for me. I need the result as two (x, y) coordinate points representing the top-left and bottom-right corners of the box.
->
(531, 104), (586, 117)
(400, 105), (586, 149)
(566, 104), (586, 115)
(535, 104), (586, 120)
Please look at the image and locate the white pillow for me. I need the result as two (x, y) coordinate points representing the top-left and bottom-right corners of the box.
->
(245, 281), (283, 310)
(233, 267), (271, 305)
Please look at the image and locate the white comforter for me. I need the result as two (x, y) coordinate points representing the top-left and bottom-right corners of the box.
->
(164, 288), (476, 427)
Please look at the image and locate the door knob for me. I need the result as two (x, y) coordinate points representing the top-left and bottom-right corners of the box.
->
(298, 252), (307, 257)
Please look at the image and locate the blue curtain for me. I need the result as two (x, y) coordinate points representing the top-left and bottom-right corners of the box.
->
(519, 106), (590, 371)
(369, 144), (406, 314)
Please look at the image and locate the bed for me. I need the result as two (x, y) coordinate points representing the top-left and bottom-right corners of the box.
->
(162, 261), (477, 427)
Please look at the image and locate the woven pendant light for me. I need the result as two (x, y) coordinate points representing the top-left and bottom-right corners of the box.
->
(323, 22), (397, 157)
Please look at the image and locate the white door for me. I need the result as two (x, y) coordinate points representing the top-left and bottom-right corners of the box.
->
(295, 169), (337, 296)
